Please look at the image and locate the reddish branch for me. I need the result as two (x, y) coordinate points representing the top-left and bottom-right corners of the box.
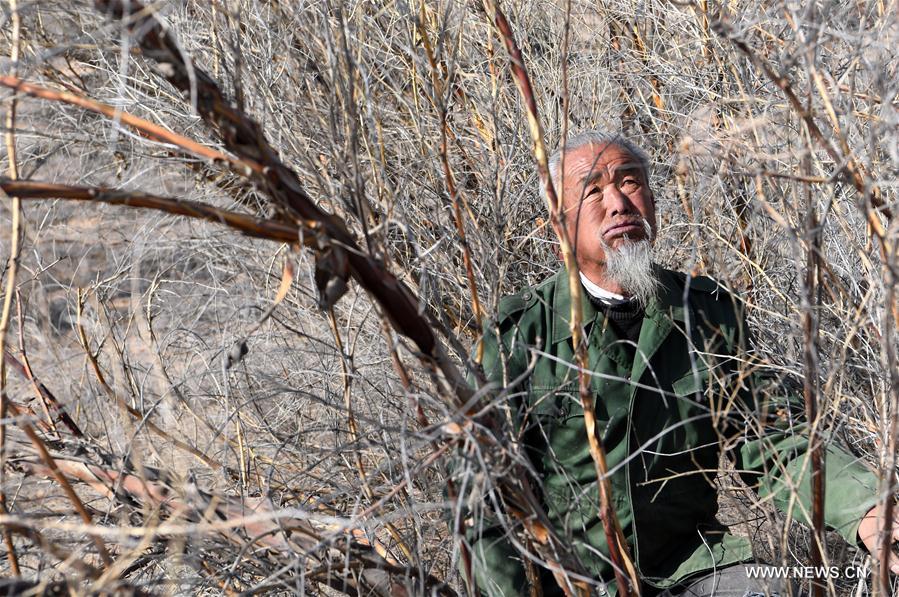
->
(3, 349), (81, 438)
(802, 194), (826, 596)
(482, 1), (638, 595)
(414, 16), (485, 346)
(0, 75), (259, 176)
(5, 399), (112, 566)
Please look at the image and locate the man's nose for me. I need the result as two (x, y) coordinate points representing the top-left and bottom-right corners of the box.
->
(604, 185), (635, 216)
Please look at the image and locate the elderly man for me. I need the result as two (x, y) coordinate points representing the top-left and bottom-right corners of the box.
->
(468, 131), (897, 596)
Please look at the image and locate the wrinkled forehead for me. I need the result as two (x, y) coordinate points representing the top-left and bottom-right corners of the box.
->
(564, 142), (646, 184)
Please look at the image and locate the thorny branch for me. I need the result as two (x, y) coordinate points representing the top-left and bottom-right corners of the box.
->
(0, 2), (895, 595)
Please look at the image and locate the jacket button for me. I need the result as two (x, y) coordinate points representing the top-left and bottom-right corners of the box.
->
(522, 291), (532, 300)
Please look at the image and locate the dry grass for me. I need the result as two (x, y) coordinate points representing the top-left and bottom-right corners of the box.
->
(0, 0), (896, 594)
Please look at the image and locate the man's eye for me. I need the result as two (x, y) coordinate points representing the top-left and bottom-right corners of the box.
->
(621, 179), (641, 190)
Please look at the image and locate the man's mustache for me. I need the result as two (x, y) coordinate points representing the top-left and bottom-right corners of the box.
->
(598, 217), (654, 249)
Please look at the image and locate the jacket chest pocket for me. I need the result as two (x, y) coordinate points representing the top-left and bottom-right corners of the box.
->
(528, 380), (580, 417)
(671, 365), (710, 401)
(527, 382), (596, 466)
(667, 365), (718, 453)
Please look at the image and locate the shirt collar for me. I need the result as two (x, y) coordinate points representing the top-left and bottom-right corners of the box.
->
(579, 272), (634, 306)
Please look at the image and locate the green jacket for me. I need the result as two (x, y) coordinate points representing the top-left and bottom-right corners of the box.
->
(469, 267), (879, 596)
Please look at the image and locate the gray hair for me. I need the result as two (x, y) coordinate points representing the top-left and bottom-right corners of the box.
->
(547, 130), (651, 193)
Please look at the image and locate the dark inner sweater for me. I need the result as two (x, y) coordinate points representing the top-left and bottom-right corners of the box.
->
(587, 295), (645, 348)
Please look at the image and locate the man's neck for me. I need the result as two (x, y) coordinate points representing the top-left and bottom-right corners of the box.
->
(579, 272), (632, 305)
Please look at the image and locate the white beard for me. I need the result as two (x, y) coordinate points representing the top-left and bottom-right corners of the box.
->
(598, 220), (659, 308)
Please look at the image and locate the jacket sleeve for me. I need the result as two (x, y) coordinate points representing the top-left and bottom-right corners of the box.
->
(455, 313), (532, 597)
(726, 303), (880, 546)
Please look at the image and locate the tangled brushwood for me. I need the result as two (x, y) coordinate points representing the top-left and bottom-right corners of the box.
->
(0, 0), (896, 595)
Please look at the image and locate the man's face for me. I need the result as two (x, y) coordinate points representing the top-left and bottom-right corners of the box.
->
(558, 142), (656, 276)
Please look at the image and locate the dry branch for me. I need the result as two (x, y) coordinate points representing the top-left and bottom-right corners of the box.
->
(0, 178), (310, 245)
(3, 349), (81, 438)
(0, 75), (260, 176)
(15, 452), (456, 597)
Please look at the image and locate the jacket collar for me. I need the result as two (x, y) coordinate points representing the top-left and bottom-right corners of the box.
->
(631, 267), (690, 385)
(550, 267), (599, 344)
(646, 266), (689, 323)
(550, 265), (689, 344)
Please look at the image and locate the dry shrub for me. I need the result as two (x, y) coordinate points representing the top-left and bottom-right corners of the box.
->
(0, 1), (896, 595)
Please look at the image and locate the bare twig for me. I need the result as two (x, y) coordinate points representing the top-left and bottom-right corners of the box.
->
(0, 74), (261, 176)
(0, 178), (310, 245)
(0, 0), (23, 574)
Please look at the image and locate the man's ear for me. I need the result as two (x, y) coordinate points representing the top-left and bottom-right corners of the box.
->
(551, 242), (562, 261)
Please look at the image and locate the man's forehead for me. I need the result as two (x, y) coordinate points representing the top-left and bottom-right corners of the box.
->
(565, 143), (643, 179)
